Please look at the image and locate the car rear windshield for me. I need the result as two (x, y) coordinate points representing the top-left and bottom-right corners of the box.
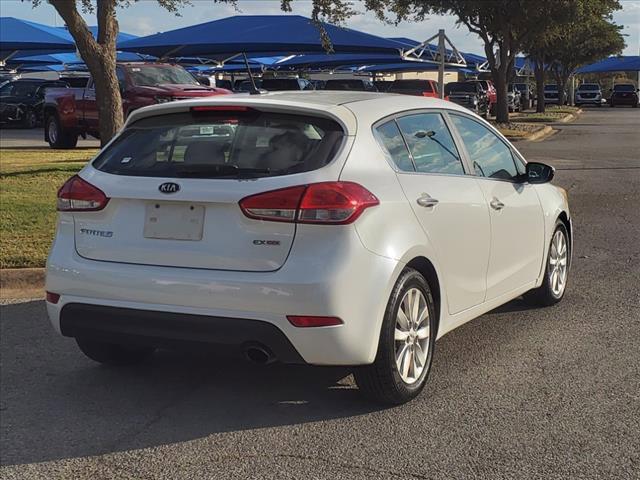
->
(92, 109), (345, 179)
(613, 84), (635, 92)
(578, 84), (600, 91)
(127, 65), (199, 86)
(0, 81), (41, 97)
(445, 83), (476, 94)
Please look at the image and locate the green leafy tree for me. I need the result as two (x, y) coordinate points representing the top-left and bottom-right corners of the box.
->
(29, 0), (355, 146)
(364, 0), (577, 122)
(524, 0), (623, 112)
(548, 15), (625, 105)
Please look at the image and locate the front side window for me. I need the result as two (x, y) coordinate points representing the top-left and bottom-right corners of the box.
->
(396, 113), (464, 175)
(450, 114), (519, 181)
(92, 110), (344, 179)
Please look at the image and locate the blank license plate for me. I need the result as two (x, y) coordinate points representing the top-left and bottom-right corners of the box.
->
(143, 202), (204, 241)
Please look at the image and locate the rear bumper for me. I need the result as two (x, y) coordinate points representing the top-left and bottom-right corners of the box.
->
(46, 216), (401, 366)
(60, 303), (305, 363)
(575, 97), (602, 104)
(610, 96), (637, 105)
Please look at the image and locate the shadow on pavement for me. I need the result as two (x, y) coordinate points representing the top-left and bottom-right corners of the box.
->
(0, 301), (381, 466)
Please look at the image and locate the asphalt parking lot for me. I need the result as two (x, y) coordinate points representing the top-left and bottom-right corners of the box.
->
(1, 107), (639, 479)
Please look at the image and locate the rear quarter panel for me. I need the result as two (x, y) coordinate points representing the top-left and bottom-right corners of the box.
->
(45, 87), (83, 130)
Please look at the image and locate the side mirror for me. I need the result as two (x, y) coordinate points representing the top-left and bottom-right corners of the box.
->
(526, 161), (555, 184)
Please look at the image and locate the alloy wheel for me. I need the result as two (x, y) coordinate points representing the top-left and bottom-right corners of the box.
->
(48, 118), (58, 144)
(549, 230), (568, 297)
(394, 288), (430, 384)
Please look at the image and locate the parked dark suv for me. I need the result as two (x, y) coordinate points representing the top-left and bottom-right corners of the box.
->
(324, 79), (377, 91)
(261, 78), (313, 91)
(444, 81), (489, 118)
(609, 84), (639, 108)
(0, 78), (69, 128)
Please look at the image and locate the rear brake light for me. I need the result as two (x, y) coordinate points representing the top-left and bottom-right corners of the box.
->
(57, 175), (109, 212)
(46, 292), (60, 304)
(287, 316), (343, 327)
(190, 105), (252, 112)
(239, 182), (378, 225)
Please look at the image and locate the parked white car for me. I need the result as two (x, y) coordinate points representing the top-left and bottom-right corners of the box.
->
(46, 92), (572, 404)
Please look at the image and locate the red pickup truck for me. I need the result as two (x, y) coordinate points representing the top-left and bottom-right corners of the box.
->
(44, 62), (230, 148)
(386, 79), (442, 98)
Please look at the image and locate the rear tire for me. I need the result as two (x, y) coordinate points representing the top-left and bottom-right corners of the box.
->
(46, 113), (78, 149)
(76, 338), (155, 366)
(354, 268), (437, 405)
(525, 221), (570, 307)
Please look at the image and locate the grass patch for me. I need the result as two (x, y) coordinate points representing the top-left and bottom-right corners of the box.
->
(547, 105), (581, 114)
(497, 128), (530, 138)
(1, 148), (98, 268)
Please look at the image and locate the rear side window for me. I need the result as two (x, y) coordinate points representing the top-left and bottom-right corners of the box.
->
(374, 121), (413, 171)
(396, 113), (463, 175)
(92, 110), (344, 179)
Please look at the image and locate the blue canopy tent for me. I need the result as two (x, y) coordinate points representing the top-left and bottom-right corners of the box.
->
(8, 51), (155, 69)
(0, 17), (75, 61)
(575, 56), (640, 74)
(118, 15), (408, 59)
(388, 36), (486, 70)
(355, 62), (475, 75)
(269, 53), (409, 71)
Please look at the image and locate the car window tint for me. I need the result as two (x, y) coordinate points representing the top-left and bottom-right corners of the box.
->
(396, 113), (464, 175)
(92, 111), (344, 179)
(450, 114), (519, 180)
(374, 121), (414, 171)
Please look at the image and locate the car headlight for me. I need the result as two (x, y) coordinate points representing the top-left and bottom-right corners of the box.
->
(155, 96), (173, 104)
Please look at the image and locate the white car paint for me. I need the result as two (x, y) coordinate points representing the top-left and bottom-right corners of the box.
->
(46, 91), (571, 366)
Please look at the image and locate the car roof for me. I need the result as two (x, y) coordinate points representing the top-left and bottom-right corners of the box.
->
(8, 78), (51, 84)
(125, 91), (469, 135)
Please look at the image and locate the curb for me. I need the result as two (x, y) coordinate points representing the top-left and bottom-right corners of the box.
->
(524, 125), (554, 142)
(0, 268), (45, 300)
(504, 125), (553, 142)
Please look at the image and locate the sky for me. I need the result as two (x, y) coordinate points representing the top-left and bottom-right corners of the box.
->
(2, 0), (639, 56)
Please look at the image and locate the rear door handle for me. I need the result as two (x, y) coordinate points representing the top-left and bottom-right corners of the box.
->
(417, 194), (439, 208)
(490, 198), (505, 210)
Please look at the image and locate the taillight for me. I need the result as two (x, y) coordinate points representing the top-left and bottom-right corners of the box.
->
(57, 175), (109, 212)
(287, 315), (343, 327)
(45, 291), (60, 304)
(239, 182), (378, 225)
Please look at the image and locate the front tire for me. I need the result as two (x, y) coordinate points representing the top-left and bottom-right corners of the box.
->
(76, 338), (155, 366)
(354, 268), (437, 405)
(525, 221), (570, 306)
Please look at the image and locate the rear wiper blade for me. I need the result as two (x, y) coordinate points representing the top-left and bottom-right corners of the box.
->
(175, 164), (271, 178)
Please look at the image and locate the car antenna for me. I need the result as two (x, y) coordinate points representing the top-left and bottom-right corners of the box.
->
(242, 52), (261, 95)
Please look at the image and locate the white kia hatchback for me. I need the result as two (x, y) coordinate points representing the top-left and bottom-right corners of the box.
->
(46, 92), (571, 404)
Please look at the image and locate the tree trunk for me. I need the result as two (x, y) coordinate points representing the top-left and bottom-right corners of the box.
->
(493, 70), (509, 123)
(554, 71), (567, 106)
(91, 52), (122, 146)
(490, 44), (511, 124)
(534, 61), (546, 113)
(50, 0), (123, 147)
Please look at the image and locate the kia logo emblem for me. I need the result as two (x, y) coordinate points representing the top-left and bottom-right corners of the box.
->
(159, 182), (180, 194)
